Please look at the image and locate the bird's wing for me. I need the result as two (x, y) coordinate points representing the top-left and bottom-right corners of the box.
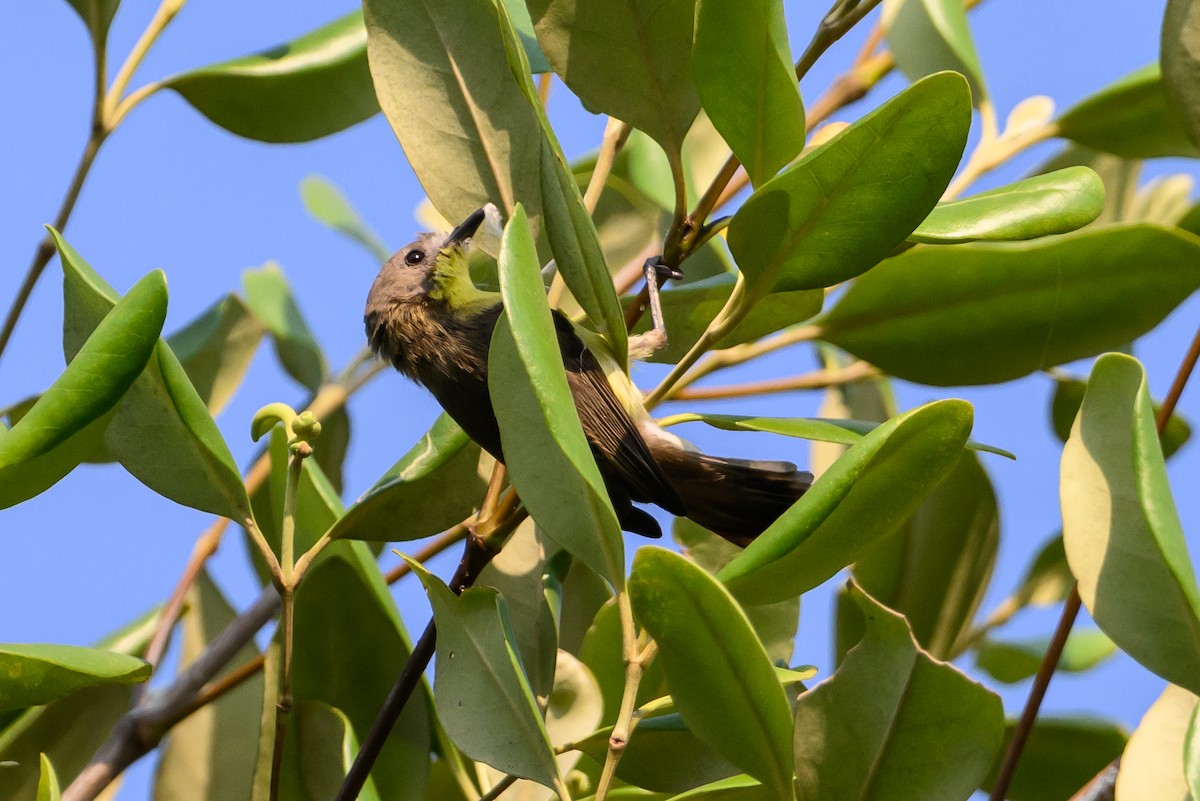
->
(552, 312), (684, 514)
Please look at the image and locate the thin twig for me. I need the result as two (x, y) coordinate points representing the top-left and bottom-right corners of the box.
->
(988, 322), (1200, 801)
(594, 593), (647, 801)
(1066, 760), (1119, 801)
(664, 362), (879, 402)
(478, 774), (519, 801)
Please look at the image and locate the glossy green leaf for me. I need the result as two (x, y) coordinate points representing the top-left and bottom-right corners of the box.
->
(1115, 685), (1196, 801)
(0, 645), (149, 712)
(62, 0), (119, 51)
(331, 413), (490, 541)
(975, 629), (1116, 684)
(851, 452), (999, 660)
(668, 413), (1014, 460)
(692, 0), (804, 188)
(981, 717), (1126, 801)
(0, 414), (108, 510)
(55, 232), (251, 520)
(300, 175), (389, 263)
(168, 293), (266, 415)
(728, 72), (971, 292)
(0, 611), (157, 800)
(1056, 64), (1199, 158)
(817, 225), (1200, 386)
(288, 544), (431, 801)
(153, 571), (262, 801)
(489, 207), (625, 588)
(36, 754), (59, 801)
(719, 400), (973, 605)
(365, 0), (625, 353)
(165, 11), (378, 143)
(529, 0), (700, 162)
(1052, 373), (1191, 458)
(674, 519), (799, 664)
(406, 558), (561, 791)
(241, 262), (327, 392)
(809, 346), (896, 477)
(794, 585), (1004, 801)
(667, 775), (773, 800)
(624, 275), (821, 364)
(1163, 0), (1200, 148)
(883, 0), (986, 102)
(912, 167), (1105, 243)
(1062, 353), (1200, 695)
(0, 269), (164, 470)
(630, 548), (794, 799)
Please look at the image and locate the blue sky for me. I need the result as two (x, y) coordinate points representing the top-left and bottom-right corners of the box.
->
(3, 0), (1198, 797)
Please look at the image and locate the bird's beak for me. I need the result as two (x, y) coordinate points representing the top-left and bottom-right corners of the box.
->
(444, 208), (487, 249)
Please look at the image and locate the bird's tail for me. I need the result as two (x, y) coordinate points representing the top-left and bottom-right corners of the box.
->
(648, 441), (812, 547)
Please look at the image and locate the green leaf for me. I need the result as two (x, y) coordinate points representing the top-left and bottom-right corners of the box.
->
(62, 0), (119, 51)
(667, 413), (1014, 460)
(168, 293), (266, 415)
(300, 175), (390, 263)
(624, 275), (822, 364)
(793, 585), (1004, 801)
(489, 207), (625, 588)
(528, 0), (700, 163)
(816, 225), (1200, 386)
(365, 0), (626, 353)
(0, 268), (165, 470)
(809, 346), (896, 477)
(330, 413), (491, 541)
(580, 600), (668, 727)
(0, 611), (157, 800)
(1011, 534), (1073, 610)
(692, 0), (804, 188)
(241, 262), (327, 392)
(55, 232), (251, 520)
(1187, 702), (1200, 801)
(1052, 373), (1191, 458)
(719, 400), (973, 605)
(288, 544), (431, 801)
(975, 629), (1116, 684)
(289, 702), (383, 801)
(631, 548), (794, 799)
(981, 717), (1127, 801)
(1163, 0), (1200, 148)
(36, 754), (60, 801)
(406, 557), (561, 791)
(165, 11), (378, 143)
(153, 571), (262, 801)
(1062, 353), (1200, 695)
(883, 0), (986, 102)
(911, 167), (1105, 243)
(1115, 685), (1196, 801)
(727, 72), (971, 292)
(852, 452), (999, 660)
(0, 414), (108, 510)
(499, 0), (550, 73)
(1056, 64), (1199, 158)
(674, 519), (799, 665)
(0, 645), (149, 712)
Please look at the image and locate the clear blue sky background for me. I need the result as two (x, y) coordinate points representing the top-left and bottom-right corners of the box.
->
(3, 1), (1199, 797)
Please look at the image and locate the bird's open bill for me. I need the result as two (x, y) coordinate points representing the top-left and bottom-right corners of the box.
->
(444, 207), (487, 248)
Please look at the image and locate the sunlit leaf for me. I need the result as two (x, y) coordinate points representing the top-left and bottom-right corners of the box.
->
(1115, 685), (1197, 801)
(165, 11), (378, 143)
(631, 548), (794, 799)
(168, 294), (266, 416)
(489, 207), (624, 588)
(794, 585), (1003, 801)
(692, 0), (804, 188)
(300, 175), (390, 263)
(911, 168), (1104, 243)
(719, 400), (973, 605)
(1056, 64), (1198, 158)
(36, 754), (60, 801)
(0, 645), (149, 712)
(817, 225), (1200, 386)
(1052, 373), (1191, 458)
(1062, 353), (1200, 695)
(728, 72), (970, 292)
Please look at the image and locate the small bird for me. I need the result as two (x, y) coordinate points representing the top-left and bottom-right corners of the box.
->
(364, 208), (811, 546)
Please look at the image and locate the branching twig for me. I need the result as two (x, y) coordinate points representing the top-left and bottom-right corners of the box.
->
(988, 322), (1200, 801)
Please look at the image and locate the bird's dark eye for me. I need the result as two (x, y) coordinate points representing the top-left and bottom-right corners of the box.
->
(404, 249), (425, 266)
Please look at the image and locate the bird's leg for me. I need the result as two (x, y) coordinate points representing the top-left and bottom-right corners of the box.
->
(628, 256), (682, 361)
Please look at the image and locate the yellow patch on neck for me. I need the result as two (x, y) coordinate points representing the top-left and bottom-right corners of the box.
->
(428, 248), (500, 313)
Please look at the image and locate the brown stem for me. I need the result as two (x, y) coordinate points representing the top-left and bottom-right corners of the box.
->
(665, 362), (878, 402)
(989, 322), (1200, 800)
(0, 131), (106, 366)
(478, 774), (519, 801)
(1067, 759), (1119, 801)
